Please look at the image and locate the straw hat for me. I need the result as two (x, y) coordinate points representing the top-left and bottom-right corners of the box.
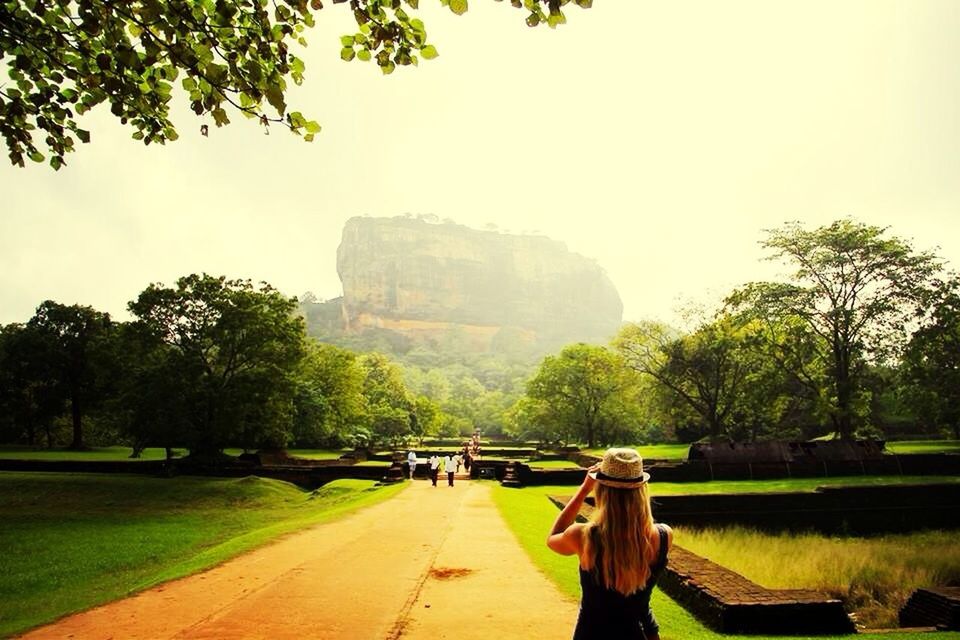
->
(589, 448), (650, 489)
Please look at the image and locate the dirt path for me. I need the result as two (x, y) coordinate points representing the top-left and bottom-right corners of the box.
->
(20, 480), (578, 640)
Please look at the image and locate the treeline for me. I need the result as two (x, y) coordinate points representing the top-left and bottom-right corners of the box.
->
(511, 219), (960, 447)
(1, 219), (957, 454)
(0, 275), (453, 456)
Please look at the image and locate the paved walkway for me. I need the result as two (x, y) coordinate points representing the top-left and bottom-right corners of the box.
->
(20, 481), (578, 640)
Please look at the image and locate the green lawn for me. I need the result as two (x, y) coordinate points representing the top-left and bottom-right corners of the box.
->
(885, 440), (960, 455)
(652, 474), (960, 495)
(0, 472), (405, 637)
(526, 459), (584, 469)
(582, 443), (690, 460)
(0, 447), (352, 462)
(0, 445), (186, 461)
(527, 475), (960, 498)
(491, 484), (960, 640)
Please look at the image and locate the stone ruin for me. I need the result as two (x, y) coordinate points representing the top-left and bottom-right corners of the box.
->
(687, 440), (887, 464)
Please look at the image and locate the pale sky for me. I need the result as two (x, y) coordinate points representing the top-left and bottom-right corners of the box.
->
(2, 1), (959, 327)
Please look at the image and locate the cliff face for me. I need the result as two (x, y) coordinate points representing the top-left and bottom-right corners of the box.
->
(332, 217), (622, 349)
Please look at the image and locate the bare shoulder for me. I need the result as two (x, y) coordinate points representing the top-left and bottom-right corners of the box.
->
(657, 523), (674, 549)
(547, 522), (586, 556)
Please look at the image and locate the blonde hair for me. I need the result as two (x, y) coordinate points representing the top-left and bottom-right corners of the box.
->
(581, 483), (657, 595)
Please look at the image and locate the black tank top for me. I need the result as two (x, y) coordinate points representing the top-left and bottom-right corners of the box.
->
(572, 523), (669, 640)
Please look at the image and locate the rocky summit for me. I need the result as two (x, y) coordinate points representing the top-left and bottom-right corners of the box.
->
(308, 216), (623, 352)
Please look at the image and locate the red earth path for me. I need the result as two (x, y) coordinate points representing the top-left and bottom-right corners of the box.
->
(20, 480), (579, 639)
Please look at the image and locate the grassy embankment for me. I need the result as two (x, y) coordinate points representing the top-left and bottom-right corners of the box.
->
(885, 440), (960, 454)
(0, 446), (185, 460)
(582, 443), (691, 460)
(491, 483), (960, 640)
(0, 472), (405, 637)
(0, 446), (352, 461)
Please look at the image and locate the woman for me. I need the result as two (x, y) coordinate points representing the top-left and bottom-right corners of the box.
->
(547, 448), (672, 640)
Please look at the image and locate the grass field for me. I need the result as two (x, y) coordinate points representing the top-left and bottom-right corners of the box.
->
(582, 443), (690, 460)
(491, 484), (960, 640)
(676, 526), (960, 629)
(528, 475), (960, 497)
(885, 440), (960, 454)
(0, 472), (404, 637)
(652, 474), (960, 494)
(0, 446), (185, 460)
(526, 459), (584, 469)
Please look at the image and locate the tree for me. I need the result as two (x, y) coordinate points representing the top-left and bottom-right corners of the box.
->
(726, 219), (942, 439)
(357, 352), (414, 447)
(615, 316), (779, 442)
(1, 0), (591, 169)
(128, 274), (306, 457)
(26, 300), (113, 449)
(525, 343), (641, 448)
(901, 279), (960, 438)
(0, 322), (64, 446)
(411, 394), (444, 445)
(292, 341), (365, 447)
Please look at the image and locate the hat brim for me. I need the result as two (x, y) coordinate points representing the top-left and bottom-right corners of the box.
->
(589, 470), (651, 489)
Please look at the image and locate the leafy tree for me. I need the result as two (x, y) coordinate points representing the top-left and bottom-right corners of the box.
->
(26, 301), (113, 449)
(128, 274), (305, 457)
(901, 279), (960, 438)
(412, 394), (444, 445)
(615, 316), (777, 442)
(357, 352), (414, 447)
(292, 341), (365, 447)
(1, 0), (592, 169)
(727, 219), (942, 440)
(0, 322), (64, 446)
(525, 343), (641, 448)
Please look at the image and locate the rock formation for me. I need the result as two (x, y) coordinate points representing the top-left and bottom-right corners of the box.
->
(307, 216), (623, 352)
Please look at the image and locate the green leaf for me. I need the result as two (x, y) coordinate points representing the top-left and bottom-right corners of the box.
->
(357, 49), (372, 62)
(304, 133), (315, 142)
(76, 129), (90, 144)
(449, 0), (468, 15)
(28, 151), (44, 163)
(340, 35), (355, 47)
(305, 120), (321, 134)
(340, 47), (356, 62)
(420, 45), (439, 60)
(182, 77), (197, 92)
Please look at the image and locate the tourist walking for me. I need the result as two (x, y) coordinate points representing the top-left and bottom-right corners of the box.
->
(407, 450), (418, 480)
(429, 454), (440, 487)
(546, 448), (672, 640)
(444, 453), (456, 487)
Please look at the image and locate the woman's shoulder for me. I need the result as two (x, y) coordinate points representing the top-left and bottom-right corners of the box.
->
(654, 522), (673, 550)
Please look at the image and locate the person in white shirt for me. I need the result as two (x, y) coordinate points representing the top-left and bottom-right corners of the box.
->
(407, 450), (417, 480)
(429, 454), (441, 487)
(444, 454), (456, 486)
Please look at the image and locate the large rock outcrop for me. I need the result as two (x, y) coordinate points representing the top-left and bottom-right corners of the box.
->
(312, 216), (623, 351)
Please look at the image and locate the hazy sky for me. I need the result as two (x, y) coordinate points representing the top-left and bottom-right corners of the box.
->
(3, 1), (959, 327)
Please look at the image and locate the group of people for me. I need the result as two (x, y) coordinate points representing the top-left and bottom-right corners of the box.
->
(407, 444), (671, 638)
(406, 450), (461, 486)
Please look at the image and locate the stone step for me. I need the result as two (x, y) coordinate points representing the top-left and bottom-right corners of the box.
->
(900, 587), (960, 630)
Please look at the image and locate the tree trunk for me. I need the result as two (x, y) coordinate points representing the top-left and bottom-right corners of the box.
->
(834, 345), (854, 440)
(68, 390), (83, 450)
